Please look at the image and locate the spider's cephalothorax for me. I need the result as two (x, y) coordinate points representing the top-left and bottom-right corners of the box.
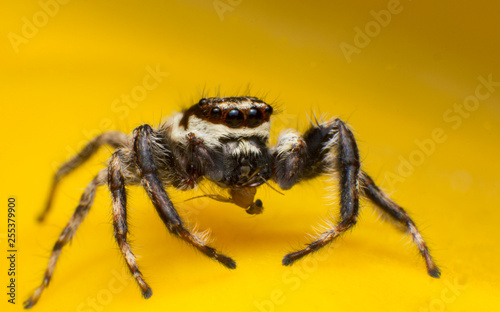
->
(25, 97), (441, 309)
(176, 98), (273, 185)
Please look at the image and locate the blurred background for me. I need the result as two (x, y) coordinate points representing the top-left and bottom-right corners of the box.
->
(1, 0), (499, 311)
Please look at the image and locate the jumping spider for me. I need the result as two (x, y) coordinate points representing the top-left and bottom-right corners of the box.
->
(25, 97), (440, 308)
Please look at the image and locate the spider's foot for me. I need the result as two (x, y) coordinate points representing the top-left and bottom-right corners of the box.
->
(142, 287), (153, 299)
(23, 294), (39, 310)
(194, 243), (236, 269)
(427, 266), (441, 278)
(216, 254), (237, 269)
(282, 254), (297, 266)
(37, 207), (50, 223)
(282, 248), (310, 266)
(24, 286), (44, 309)
(136, 276), (153, 299)
(246, 199), (263, 215)
(23, 298), (35, 310)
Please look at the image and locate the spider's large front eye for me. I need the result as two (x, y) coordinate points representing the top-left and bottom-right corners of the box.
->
(247, 108), (263, 127)
(210, 107), (222, 119)
(226, 109), (244, 128)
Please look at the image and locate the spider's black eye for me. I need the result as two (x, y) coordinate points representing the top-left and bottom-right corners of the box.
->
(226, 109), (244, 128)
(247, 108), (263, 127)
(264, 105), (273, 116)
(210, 107), (222, 119)
(199, 98), (208, 106)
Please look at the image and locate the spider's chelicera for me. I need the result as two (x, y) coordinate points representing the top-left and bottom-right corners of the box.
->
(25, 97), (440, 308)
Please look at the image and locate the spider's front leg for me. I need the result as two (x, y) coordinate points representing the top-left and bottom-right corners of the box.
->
(273, 118), (440, 278)
(133, 125), (236, 269)
(275, 119), (360, 266)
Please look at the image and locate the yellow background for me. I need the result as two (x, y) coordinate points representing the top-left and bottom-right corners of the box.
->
(1, 0), (499, 311)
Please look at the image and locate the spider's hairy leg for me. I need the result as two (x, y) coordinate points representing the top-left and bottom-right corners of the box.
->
(133, 125), (236, 269)
(359, 171), (441, 278)
(39, 131), (129, 222)
(278, 119), (361, 266)
(108, 151), (152, 298)
(24, 170), (106, 309)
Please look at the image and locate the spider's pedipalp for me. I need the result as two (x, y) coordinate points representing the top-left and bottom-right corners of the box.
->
(24, 169), (106, 309)
(39, 131), (128, 222)
(273, 129), (307, 190)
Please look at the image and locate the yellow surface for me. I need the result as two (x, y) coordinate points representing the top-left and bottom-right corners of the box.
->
(1, 1), (499, 311)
